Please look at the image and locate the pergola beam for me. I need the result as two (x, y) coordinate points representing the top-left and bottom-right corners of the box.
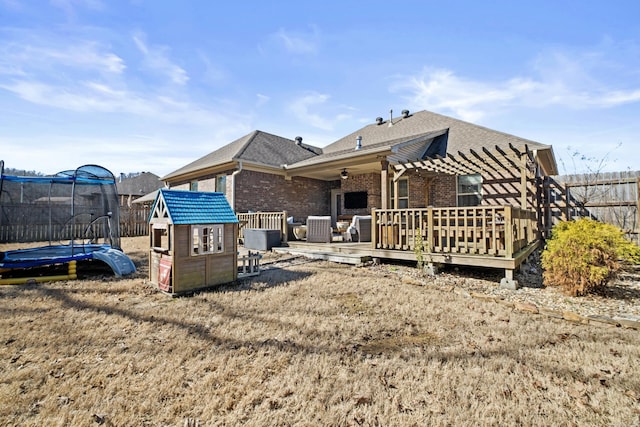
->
(457, 150), (501, 180)
(436, 154), (479, 175)
(394, 144), (539, 208)
(469, 148), (512, 180)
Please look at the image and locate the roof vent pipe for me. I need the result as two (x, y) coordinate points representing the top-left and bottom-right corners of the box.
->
(402, 109), (410, 118)
(388, 109), (393, 127)
(375, 117), (383, 125)
(294, 136), (303, 145)
(355, 135), (362, 151)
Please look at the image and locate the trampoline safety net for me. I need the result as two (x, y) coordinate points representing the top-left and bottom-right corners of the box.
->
(0, 161), (122, 249)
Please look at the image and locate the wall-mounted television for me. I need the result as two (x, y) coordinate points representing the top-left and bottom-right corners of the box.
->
(344, 191), (367, 209)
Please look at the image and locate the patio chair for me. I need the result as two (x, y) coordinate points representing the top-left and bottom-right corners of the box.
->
(347, 215), (372, 242)
(306, 216), (332, 243)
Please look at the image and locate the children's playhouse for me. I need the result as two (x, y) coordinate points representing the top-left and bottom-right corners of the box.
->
(148, 189), (239, 295)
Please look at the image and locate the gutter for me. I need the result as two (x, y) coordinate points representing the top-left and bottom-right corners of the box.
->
(230, 161), (243, 210)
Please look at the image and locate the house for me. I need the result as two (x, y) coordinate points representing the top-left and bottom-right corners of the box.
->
(163, 130), (325, 220)
(117, 172), (164, 207)
(162, 109), (559, 286)
(163, 110), (556, 217)
(148, 189), (239, 295)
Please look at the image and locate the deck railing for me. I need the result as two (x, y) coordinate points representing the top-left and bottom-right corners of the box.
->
(236, 211), (288, 243)
(372, 206), (537, 258)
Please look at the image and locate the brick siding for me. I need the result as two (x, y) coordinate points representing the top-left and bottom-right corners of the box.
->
(429, 173), (458, 207)
(340, 172), (381, 215)
(235, 170), (335, 222)
(171, 168), (460, 220)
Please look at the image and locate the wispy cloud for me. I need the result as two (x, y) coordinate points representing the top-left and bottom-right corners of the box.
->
(0, 78), (244, 128)
(50, 0), (105, 19)
(0, 34), (125, 77)
(270, 26), (320, 55)
(50, 0), (104, 10)
(0, 29), (219, 125)
(393, 44), (640, 122)
(0, 0), (23, 11)
(288, 92), (351, 130)
(256, 93), (270, 107)
(132, 31), (188, 85)
(196, 50), (227, 85)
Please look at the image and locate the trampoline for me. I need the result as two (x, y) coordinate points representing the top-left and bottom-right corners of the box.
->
(0, 244), (107, 268)
(0, 161), (136, 283)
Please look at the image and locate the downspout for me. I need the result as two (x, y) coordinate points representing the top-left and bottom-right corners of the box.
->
(230, 161), (243, 211)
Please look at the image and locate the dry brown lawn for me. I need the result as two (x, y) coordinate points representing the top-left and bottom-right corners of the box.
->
(1, 237), (639, 426)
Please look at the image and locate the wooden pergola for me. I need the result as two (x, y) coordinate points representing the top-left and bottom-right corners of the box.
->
(388, 143), (539, 210)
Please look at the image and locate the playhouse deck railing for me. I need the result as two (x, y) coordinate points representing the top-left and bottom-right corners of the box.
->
(372, 206), (537, 258)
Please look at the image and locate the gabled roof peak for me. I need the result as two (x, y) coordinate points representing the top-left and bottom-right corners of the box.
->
(162, 130), (322, 180)
(150, 189), (238, 225)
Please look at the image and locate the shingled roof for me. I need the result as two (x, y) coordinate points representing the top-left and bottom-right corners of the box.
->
(326, 110), (550, 157)
(284, 110), (557, 175)
(150, 189), (238, 225)
(162, 130), (321, 180)
(163, 110), (557, 181)
(117, 172), (163, 197)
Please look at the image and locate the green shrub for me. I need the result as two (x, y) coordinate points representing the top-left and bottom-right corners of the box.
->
(541, 218), (640, 296)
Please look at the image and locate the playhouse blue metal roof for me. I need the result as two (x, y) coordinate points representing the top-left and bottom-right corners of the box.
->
(153, 189), (239, 225)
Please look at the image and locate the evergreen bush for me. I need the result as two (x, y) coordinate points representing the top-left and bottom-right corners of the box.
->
(541, 218), (640, 296)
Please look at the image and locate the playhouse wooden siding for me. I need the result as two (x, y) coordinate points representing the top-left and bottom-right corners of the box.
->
(149, 222), (237, 293)
(147, 189), (239, 295)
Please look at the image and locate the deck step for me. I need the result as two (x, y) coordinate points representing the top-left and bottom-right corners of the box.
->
(283, 241), (369, 254)
(272, 247), (371, 266)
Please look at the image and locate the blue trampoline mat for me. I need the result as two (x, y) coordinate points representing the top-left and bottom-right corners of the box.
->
(0, 244), (111, 269)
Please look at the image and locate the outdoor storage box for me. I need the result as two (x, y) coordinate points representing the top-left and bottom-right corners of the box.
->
(243, 228), (281, 251)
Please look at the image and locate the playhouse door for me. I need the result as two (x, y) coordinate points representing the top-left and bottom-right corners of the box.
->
(158, 256), (172, 292)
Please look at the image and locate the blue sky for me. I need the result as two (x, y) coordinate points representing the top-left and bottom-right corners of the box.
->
(1, 0), (639, 177)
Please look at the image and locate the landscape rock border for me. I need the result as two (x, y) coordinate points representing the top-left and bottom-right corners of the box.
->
(374, 261), (640, 331)
(459, 288), (640, 330)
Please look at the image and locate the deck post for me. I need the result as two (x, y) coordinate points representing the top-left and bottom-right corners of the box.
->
(426, 207), (433, 252)
(520, 155), (528, 210)
(504, 206), (513, 257)
(500, 268), (519, 290)
(380, 159), (389, 210)
(282, 210), (288, 243)
(371, 209), (378, 248)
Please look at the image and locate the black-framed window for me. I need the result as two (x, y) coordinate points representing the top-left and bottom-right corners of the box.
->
(390, 177), (409, 209)
(457, 174), (482, 206)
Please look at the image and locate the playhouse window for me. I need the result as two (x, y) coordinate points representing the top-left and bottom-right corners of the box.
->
(191, 225), (224, 255)
(151, 224), (170, 252)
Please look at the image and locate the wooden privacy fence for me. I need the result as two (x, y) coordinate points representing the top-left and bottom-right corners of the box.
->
(0, 205), (150, 244)
(545, 172), (640, 242)
(373, 206), (537, 258)
(236, 211), (288, 243)
(120, 205), (151, 237)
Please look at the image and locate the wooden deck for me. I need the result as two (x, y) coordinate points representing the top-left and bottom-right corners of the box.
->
(243, 206), (540, 285)
(272, 206), (540, 286)
(275, 238), (540, 274)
